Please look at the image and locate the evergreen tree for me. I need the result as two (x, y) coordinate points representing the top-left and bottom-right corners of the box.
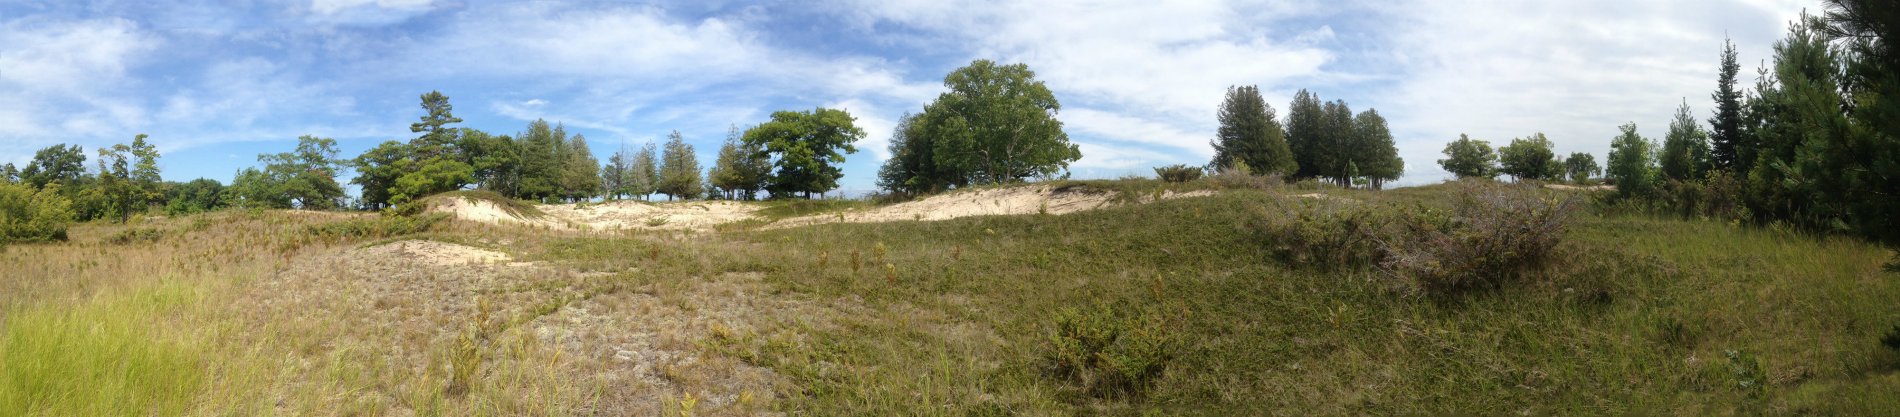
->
(1660, 101), (1712, 182)
(1710, 38), (1746, 171)
(629, 142), (660, 201)
(1285, 89), (1324, 181)
(351, 141), (409, 210)
(562, 133), (601, 201)
(515, 119), (563, 202)
(1209, 85), (1296, 176)
(602, 144), (631, 200)
(1351, 109), (1403, 189)
(657, 131), (702, 200)
(1819, 0), (1900, 246)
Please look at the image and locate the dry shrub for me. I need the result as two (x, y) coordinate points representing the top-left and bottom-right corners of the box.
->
(1378, 183), (1581, 294)
(1249, 199), (1390, 270)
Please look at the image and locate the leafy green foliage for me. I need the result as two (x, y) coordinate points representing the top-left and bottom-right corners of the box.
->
(1564, 152), (1601, 183)
(1209, 85), (1296, 177)
(20, 144), (87, 190)
(164, 178), (224, 215)
(902, 60), (1080, 188)
(1498, 133), (1563, 181)
(0, 181), (75, 243)
(1438, 134), (1498, 179)
(1151, 165), (1203, 183)
(742, 107), (863, 198)
(1045, 303), (1175, 400)
(1607, 123), (1658, 198)
(229, 136), (347, 210)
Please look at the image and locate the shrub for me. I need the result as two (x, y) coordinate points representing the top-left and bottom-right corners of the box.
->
(1152, 164), (1203, 183)
(1045, 303), (1174, 399)
(1250, 199), (1390, 270)
(1883, 325), (1900, 352)
(106, 227), (168, 245)
(0, 181), (76, 243)
(1379, 183), (1581, 294)
(1206, 169), (1281, 191)
(305, 213), (448, 240)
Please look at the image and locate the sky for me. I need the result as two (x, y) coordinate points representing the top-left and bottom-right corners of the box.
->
(1, 0), (1813, 194)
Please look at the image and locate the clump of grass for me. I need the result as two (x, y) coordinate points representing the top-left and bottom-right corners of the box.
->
(1044, 303), (1175, 400)
(446, 297), (495, 396)
(106, 226), (168, 245)
(646, 216), (671, 227)
(0, 283), (209, 416)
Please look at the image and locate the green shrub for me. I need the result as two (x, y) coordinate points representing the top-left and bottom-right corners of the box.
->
(0, 181), (76, 243)
(1379, 183), (1581, 294)
(1883, 325), (1900, 352)
(1152, 165), (1203, 183)
(1045, 303), (1175, 400)
(1205, 169), (1281, 191)
(305, 213), (447, 240)
(1250, 199), (1390, 270)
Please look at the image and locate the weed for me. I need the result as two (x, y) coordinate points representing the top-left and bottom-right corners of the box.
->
(446, 297), (494, 396)
(106, 227), (167, 244)
(646, 217), (671, 227)
(1725, 349), (1766, 400)
(850, 250), (862, 274)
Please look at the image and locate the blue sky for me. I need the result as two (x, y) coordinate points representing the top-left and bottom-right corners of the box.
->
(2, 0), (1809, 194)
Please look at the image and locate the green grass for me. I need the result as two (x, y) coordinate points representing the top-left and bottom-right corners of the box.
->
(543, 183), (1900, 415)
(3, 180), (1896, 415)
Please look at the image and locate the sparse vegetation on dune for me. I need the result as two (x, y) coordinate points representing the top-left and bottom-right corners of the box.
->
(1, 180), (1897, 415)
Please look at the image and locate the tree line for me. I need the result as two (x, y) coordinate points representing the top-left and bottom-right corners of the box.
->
(1207, 86), (1403, 189)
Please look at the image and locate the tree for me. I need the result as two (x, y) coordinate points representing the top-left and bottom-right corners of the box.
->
(351, 141), (410, 210)
(1285, 89), (1327, 181)
(1438, 134), (1497, 179)
(1659, 101), (1712, 182)
(656, 131), (702, 200)
(1351, 109), (1403, 189)
(1607, 123), (1658, 198)
(1209, 85), (1296, 176)
(629, 141), (660, 201)
(410, 90), (464, 160)
(710, 125), (767, 200)
(462, 128), (519, 195)
(1, 163), (17, 183)
(1563, 153), (1601, 183)
(601, 144), (630, 200)
(562, 133), (601, 201)
(0, 181), (75, 243)
(1710, 38), (1746, 171)
(743, 108), (864, 198)
(126, 134), (162, 211)
(909, 60), (1079, 186)
(164, 178), (224, 215)
(392, 91), (474, 203)
(1817, 0), (1900, 247)
(21, 144), (87, 190)
(241, 135), (347, 209)
(1498, 133), (1562, 182)
(877, 113), (938, 195)
(514, 119), (564, 202)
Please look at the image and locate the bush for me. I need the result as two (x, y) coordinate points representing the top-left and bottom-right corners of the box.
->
(1379, 183), (1581, 294)
(1152, 164), (1203, 183)
(1883, 325), (1900, 352)
(106, 227), (167, 245)
(1045, 303), (1174, 400)
(0, 182), (76, 243)
(305, 213), (447, 240)
(1206, 168), (1281, 191)
(1250, 199), (1389, 270)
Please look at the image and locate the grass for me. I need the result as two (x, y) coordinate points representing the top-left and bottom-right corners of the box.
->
(1, 180), (1896, 415)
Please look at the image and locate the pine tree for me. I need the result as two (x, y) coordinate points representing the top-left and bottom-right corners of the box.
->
(1607, 123), (1658, 198)
(657, 131), (702, 201)
(629, 141), (659, 201)
(1285, 89), (1326, 181)
(1209, 85), (1296, 176)
(601, 143), (630, 201)
(1660, 101), (1712, 182)
(563, 134), (601, 202)
(1709, 38), (1745, 171)
(1351, 109), (1402, 189)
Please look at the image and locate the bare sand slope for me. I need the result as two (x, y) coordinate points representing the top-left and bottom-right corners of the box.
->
(769, 186), (1216, 229)
(430, 197), (764, 232)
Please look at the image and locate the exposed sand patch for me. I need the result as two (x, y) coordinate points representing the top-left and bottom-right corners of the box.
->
(770, 185), (1219, 229)
(541, 200), (763, 231)
(1544, 184), (1615, 192)
(355, 239), (515, 266)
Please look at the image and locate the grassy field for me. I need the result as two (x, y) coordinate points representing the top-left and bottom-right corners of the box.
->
(2, 181), (1896, 415)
